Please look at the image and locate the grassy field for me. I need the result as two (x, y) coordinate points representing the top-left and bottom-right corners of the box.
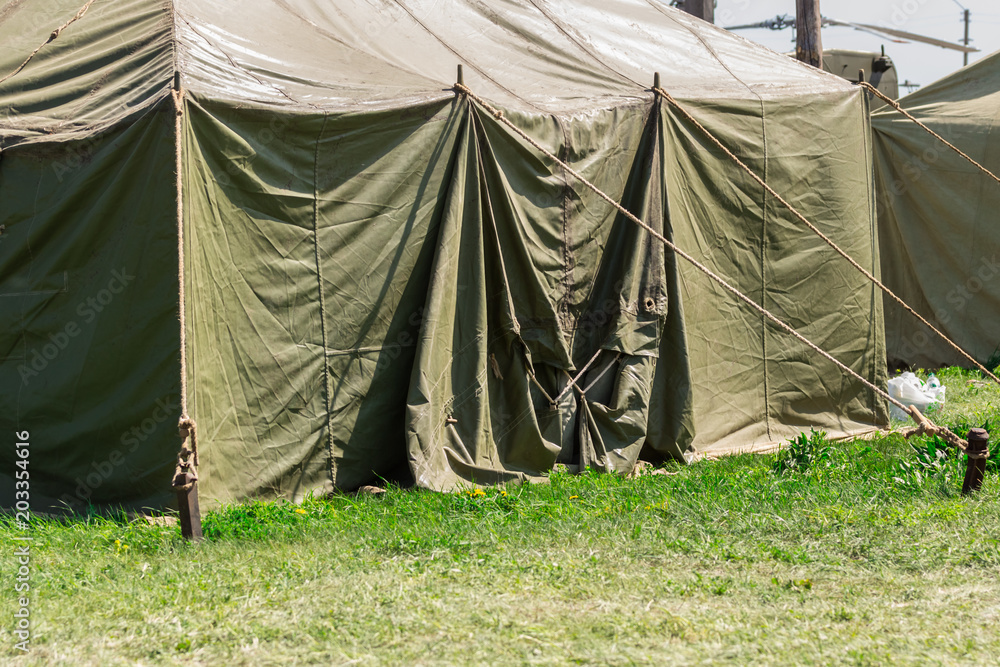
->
(3, 368), (999, 666)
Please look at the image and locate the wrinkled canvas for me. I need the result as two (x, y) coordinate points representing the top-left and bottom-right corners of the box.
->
(872, 51), (1000, 369)
(1, 0), (887, 508)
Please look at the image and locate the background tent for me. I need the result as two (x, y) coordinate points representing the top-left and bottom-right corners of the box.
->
(1, 0), (887, 510)
(822, 49), (898, 100)
(872, 50), (1000, 369)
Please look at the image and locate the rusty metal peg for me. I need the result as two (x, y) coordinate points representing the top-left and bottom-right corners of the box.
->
(962, 428), (989, 495)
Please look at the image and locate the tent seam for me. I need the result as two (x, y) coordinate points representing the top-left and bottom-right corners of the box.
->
(175, 10), (320, 110)
(758, 99), (771, 441)
(644, 0), (760, 101)
(862, 94), (879, 418)
(967, 99), (998, 284)
(524, 0), (644, 89)
(313, 115), (337, 489)
(169, 0), (178, 79)
(555, 116), (575, 340)
(391, 0), (545, 114)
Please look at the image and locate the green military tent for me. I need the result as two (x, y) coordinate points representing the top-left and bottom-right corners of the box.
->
(872, 50), (1000, 369)
(1, 0), (887, 511)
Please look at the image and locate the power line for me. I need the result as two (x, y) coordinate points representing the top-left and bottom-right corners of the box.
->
(907, 13), (966, 22)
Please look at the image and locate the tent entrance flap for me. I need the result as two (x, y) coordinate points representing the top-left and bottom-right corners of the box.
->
(405, 94), (672, 489)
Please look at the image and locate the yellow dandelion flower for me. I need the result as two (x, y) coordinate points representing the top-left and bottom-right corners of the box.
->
(472, 488), (486, 497)
(295, 508), (307, 514)
(115, 539), (121, 547)
(569, 495), (579, 500)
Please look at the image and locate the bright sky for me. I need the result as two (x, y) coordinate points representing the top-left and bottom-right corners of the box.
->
(714, 0), (1000, 92)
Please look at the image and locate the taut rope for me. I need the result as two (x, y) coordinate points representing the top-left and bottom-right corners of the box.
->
(0, 0), (97, 86)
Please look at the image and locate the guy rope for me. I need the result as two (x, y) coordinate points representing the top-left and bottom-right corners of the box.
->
(452, 75), (979, 455)
(171, 73), (202, 541)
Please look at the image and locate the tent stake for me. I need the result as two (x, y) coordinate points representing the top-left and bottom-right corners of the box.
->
(172, 421), (202, 542)
(653, 72), (660, 90)
(175, 476), (203, 542)
(962, 428), (989, 495)
(457, 64), (464, 86)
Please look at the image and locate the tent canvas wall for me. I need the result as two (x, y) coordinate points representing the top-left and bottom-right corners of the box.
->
(1, 0), (888, 510)
(872, 50), (1000, 369)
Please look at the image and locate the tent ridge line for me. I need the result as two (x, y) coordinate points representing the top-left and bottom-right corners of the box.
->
(863, 82), (1000, 190)
(170, 82), (201, 541)
(174, 85), (189, 419)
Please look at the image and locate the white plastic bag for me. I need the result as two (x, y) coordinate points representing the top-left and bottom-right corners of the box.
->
(887, 372), (946, 420)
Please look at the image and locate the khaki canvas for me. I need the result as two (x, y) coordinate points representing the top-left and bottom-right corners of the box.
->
(1, 0), (887, 509)
(872, 51), (1000, 369)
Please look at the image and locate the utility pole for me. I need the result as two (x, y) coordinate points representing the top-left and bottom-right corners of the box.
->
(953, 1), (971, 67)
(677, 0), (714, 24)
(962, 8), (971, 66)
(795, 0), (823, 69)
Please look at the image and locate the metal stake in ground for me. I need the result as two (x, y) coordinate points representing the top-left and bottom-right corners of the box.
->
(962, 428), (989, 495)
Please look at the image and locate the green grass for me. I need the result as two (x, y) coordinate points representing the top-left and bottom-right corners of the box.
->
(2, 369), (1000, 665)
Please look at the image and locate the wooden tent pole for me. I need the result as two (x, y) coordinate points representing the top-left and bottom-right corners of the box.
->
(679, 0), (714, 24)
(796, 0), (823, 68)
